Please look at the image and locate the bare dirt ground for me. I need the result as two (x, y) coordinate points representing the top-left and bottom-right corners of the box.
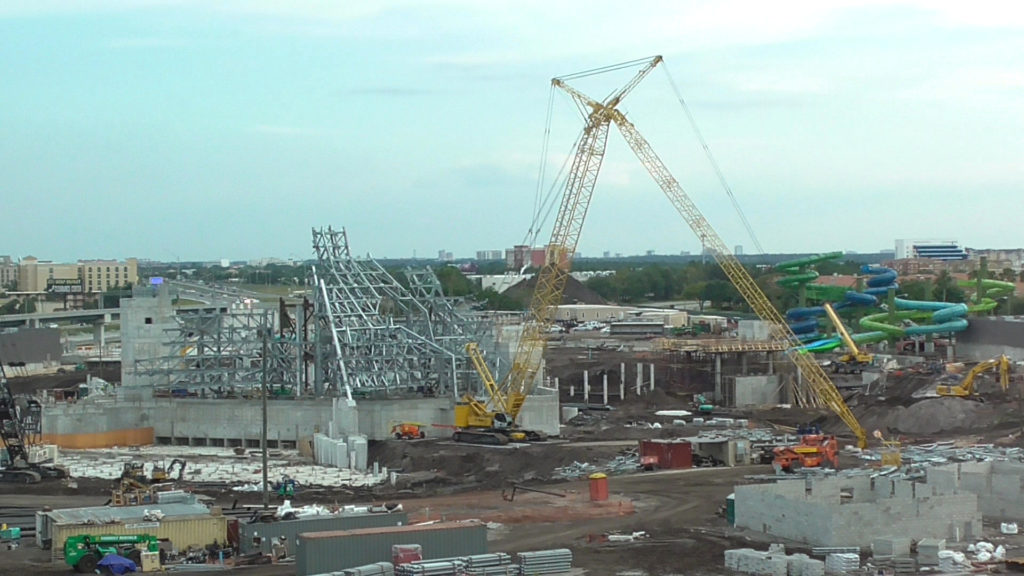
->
(4, 345), (1024, 575)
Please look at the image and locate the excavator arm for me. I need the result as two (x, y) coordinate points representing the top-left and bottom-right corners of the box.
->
(937, 355), (1011, 397)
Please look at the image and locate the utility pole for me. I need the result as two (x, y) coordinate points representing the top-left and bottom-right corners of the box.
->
(261, 318), (270, 509)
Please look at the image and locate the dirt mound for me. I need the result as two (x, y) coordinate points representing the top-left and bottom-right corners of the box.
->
(856, 397), (999, 436)
(504, 275), (607, 306)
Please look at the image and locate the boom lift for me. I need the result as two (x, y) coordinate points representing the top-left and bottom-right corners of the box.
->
(937, 355), (1011, 397)
(822, 302), (874, 373)
(461, 55), (869, 450)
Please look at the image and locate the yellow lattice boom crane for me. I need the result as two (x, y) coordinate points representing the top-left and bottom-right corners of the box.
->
(822, 302), (874, 373)
(459, 55), (869, 450)
(454, 57), (663, 445)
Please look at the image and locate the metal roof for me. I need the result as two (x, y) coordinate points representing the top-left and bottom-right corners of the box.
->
(44, 501), (212, 526)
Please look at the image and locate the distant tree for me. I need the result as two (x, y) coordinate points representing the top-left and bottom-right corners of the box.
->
(433, 266), (475, 298)
(900, 280), (930, 301)
(1000, 268), (1017, 283)
(931, 271), (964, 302)
(700, 280), (739, 310)
(474, 288), (524, 311)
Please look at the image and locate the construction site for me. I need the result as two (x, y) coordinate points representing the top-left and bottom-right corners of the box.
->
(5, 56), (1024, 576)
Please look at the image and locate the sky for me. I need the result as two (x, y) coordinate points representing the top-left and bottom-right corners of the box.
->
(2, 1), (1022, 263)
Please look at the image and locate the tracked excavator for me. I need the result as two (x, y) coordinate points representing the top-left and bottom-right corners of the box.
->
(458, 55), (869, 453)
(937, 355), (1011, 398)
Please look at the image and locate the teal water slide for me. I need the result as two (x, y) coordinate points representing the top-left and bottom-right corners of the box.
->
(775, 254), (1014, 353)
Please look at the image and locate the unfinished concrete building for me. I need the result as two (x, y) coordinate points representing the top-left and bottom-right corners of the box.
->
(734, 476), (981, 547)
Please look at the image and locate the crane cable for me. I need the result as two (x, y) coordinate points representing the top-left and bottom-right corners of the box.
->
(661, 64), (765, 255)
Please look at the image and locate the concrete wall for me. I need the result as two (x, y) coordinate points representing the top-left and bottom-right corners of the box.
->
(730, 375), (780, 407)
(956, 317), (1024, 361)
(0, 328), (61, 364)
(120, 285), (178, 387)
(735, 476), (982, 547)
(928, 461), (1024, 519)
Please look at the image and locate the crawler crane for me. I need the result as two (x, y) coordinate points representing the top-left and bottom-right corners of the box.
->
(459, 56), (869, 450)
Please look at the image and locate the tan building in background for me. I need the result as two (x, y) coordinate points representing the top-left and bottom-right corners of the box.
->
(17, 256), (139, 293)
(80, 259), (138, 293)
(0, 256), (18, 289)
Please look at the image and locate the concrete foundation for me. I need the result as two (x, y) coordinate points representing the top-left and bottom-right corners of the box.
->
(734, 476), (981, 547)
(927, 461), (1024, 519)
(41, 387), (561, 448)
(726, 374), (780, 407)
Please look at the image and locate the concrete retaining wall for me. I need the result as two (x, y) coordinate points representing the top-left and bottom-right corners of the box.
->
(42, 389), (560, 447)
(927, 461), (1024, 519)
(956, 317), (1024, 362)
(735, 476), (982, 547)
(730, 375), (780, 407)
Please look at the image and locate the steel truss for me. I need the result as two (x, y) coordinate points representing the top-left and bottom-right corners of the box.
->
(311, 226), (491, 399)
(130, 307), (301, 397)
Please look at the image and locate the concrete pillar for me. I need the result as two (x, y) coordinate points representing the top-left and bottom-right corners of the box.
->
(554, 377), (559, 395)
(93, 321), (106, 352)
(925, 340), (935, 354)
(569, 385), (574, 397)
(636, 362), (642, 395)
(649, 363), (654, 392)
(767, 353), (774, 375)
(740, 352), (748, 375)
(714, 354), (723, 402)
(602, 373), (608, 405)
(583, 370), (589, 403)
(620, 362), (626, 397)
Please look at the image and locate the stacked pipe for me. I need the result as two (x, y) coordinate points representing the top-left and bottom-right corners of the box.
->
(340, 562), (396, 576)
(465, 553), (515, 575)
(395, 560), (466, 575)
(516, 549), (574, 574)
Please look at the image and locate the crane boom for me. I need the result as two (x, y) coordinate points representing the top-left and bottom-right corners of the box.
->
(609, 110), (869, 449)
(822, 303), (861, 356)
(486, 57), (664, 423)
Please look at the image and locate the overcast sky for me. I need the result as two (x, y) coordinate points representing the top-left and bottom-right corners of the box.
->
(2, 1), (1022, 263)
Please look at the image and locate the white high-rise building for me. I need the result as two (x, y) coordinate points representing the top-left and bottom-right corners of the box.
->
(894, 239), (967, 261)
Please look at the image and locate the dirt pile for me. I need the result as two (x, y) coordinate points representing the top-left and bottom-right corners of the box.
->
(504, 275), (607, 306)
(856, 397), (1000, 436)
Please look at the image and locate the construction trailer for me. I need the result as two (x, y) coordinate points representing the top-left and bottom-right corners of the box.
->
(37, 499), (226, 561)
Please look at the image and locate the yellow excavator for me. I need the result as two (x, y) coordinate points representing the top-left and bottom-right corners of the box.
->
(457, 55), (869, 450)
(936, 355), (1011, 397)
(822, 303), (874, 374)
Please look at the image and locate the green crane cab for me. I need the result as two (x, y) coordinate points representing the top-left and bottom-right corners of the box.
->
(64, 533), (161, 573)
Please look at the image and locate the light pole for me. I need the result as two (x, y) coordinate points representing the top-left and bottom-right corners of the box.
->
(261, 318), (270, 509)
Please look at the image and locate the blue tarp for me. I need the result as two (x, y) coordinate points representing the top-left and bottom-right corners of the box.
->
(97, 554), (137, 574)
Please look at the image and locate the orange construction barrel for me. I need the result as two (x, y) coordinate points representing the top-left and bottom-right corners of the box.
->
(589, 472), (609, 502)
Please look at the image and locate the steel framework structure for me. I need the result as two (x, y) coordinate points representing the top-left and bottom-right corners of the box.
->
(310, 226), (489, 399)
(130, 307), (301, 396)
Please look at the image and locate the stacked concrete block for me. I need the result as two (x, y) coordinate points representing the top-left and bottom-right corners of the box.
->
(725, 548), (824, 576)
(800, 558), (825, 576)
(723, 549), (787, 576)
(824, 553), (859, 574)
(871, 537), (911, 558)
(916, 538), (945, 566)
(786, 553), (809, 576)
